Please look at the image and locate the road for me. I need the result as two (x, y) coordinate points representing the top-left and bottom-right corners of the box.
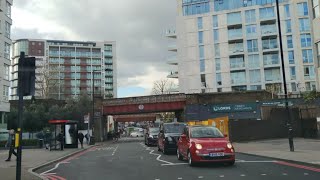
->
(37, 137), (320, 180)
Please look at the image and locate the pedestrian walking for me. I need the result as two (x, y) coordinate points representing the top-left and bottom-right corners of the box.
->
(57, 131), (64, 151)
(5, 129), (17, 162)
(78, 132), (84, 148)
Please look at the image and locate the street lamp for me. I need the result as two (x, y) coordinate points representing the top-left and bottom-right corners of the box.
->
(275, 0), (294, 151)
(90, 69), (100, 144)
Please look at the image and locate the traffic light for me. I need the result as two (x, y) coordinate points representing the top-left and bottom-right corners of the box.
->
(18, 56), (36, 96)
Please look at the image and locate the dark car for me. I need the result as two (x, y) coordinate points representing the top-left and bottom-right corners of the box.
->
(145, 127), (159, 146)
(177, 125), (235, 166)
(157, 122), (187, 154)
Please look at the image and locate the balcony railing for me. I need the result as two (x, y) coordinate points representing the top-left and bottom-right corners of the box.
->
(165, 28), (177, 38)
(261, 24), (277, 36)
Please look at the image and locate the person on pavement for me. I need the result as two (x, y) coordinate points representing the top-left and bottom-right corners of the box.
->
(5, 129), (17, 162)
(57, 131), (64, 151)
(78, 132), (84, 148)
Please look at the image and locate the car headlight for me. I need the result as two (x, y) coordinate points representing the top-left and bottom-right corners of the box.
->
(166, 136), (173, 141)
(195, 144), (202, 150)
(227, 142), (233, 149)
(149, 135), (153, 138)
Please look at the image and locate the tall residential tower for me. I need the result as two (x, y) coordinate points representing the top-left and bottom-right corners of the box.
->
(0, 0), (12, 130)
(175, 0), (318, 95)
(11, 39), (117, 100)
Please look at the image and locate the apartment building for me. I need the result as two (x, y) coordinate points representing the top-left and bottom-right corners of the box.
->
(175, 0), (318, 94)
(0, 0), (12, 130)
(11, 39), (117, 100)
(312, 0), (320, 66)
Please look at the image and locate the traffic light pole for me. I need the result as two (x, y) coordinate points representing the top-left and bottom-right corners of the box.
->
(16, 52), (25, 180)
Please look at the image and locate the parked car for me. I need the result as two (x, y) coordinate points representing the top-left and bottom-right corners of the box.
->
(130, 130), (144, 137)
(145, 127), (159, 146)
(158, 122), (187, 154)
(177, 125), (235, 166)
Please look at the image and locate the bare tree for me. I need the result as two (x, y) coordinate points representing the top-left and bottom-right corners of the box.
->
(152, 78), (176, 95)
(151, 78), (178, 122)
(36, 65), (61, 99)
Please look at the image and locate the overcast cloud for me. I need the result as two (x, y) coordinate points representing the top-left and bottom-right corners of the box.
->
(12, 0), (177, 97)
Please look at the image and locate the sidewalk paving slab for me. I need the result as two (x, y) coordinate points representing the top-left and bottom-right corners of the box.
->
(233, 138), (320, 166)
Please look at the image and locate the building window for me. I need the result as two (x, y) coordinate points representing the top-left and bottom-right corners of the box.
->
(285, 20), (292, 33)
(287, 35), (293, 49)
(5, 21), (11, 39)
(313, 0), (320, 18)
(302, 49), (314, 63)
(3, 86), (9, 100)
(246, 25), (257, 37)
(290, 67), (296, 80)
(301, 34), (312, 47)
(214, 44), (220, 57)
(248, 54), (260, 68)
(304, 65), (315, 80)
(245, 9), (256, 23)
(200, 60), (205, 73)
(213, 29), (219, 42)
(299, 18), (311, 32)
(291, 82), (297, 92)
(217, 88), (222, 92)
(230, 56), (245, 69)
(305, 82), (316, 91)
(288, 51), (295, 64)
(216, 73), (222, 86)
(263, 53), (279, 65)
(247, 39), (258, 52)
(227, 12), (241, 25)
(265, 68), (281, 82)
(4, 43), (10, 59)
(284, 4), (290, 18)
(228, 27), (242, 39)
(198, 31), (203, 44)
(198, 17), (203, 29)
(232, 86), (247, 92)
(6, 1), (11, 17)
(215, 58), (221, 71)
(4, 64), (9, 80)
(213, 15), (218, 28)
(249, 70), (261, 83)
(199, 45), (204, 59)
(182, 1), (210, 16)
(259, 7), (275, 19)
(262, 37), (278, 50)
(231, 71), (246, 84)
(250, 85), (262, 91)
(297, 2), (309, 16)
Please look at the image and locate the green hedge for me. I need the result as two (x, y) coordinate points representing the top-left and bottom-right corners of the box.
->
(0, 139), (39, 147)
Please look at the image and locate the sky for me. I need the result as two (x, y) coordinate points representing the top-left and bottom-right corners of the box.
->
(11, 0), (177, 97)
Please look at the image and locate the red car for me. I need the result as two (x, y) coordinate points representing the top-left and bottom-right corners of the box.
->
(177, 125), (235, 166)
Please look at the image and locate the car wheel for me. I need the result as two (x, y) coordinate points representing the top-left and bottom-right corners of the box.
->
(227, 160), (235, 166)
(177, 148), (183, 160)
(188, 151), (195, 166)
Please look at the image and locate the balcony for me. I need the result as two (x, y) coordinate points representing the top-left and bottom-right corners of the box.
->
(167, 71), (178, 78)
(263, 53), (280, 67)
(228, 27), (243, 40)
(167, 56), (178, 65)
(165, 28), (177, 38)
(104, 51), (113, 57)
(262, 37), (278, 52)
(168, 43), (177, 52)
(229, 42), (244, 55)
(261, 24), (277, 37)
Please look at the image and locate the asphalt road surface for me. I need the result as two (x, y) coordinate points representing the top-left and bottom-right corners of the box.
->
(37, 137), (320, 180)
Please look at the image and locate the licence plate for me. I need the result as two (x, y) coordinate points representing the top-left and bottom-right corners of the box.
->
(209, 152), (224, 157)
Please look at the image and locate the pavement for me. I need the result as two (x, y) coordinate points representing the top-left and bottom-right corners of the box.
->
(35, 137), (320, 180)
(233, 138), (320, 166)
(0, 143), (92, 180)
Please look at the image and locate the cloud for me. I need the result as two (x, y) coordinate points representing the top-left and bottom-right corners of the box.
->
(12, 0), (177, 97)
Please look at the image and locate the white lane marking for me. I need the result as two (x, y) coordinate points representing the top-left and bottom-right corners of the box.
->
(178, 178), (183, 179)
(40, 162), (69, 175)
(198, 176), (204, 179)
(236, 160), (277, 163)
(261, 174), (267, 176)
(282, 173), (288, 176)
(161, 163), (188, 166)
(140, 142), (173, 165)
(219, 175), (225, 178)
(240, 174), (246, 177)
(304, 173), (309, 175)
(111, 145), (119, 156)
(155, 179), (160, 180)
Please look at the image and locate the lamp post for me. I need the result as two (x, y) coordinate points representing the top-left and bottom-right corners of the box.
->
(275, 0), (294, 151)
(90, 69), (99, 144)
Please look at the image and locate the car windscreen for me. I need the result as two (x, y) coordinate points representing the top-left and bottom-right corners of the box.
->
(190, 127), (224, 138)
(164, 124), (186, 133)
(149, 128), (159, 133)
